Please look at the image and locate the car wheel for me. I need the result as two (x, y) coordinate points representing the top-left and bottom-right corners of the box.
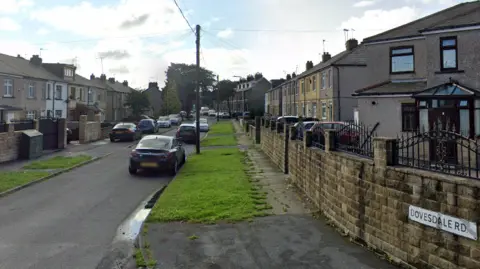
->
(170, 160), (178, 176)
(129, 166), (137, 175)
(110, 137), (115, 142)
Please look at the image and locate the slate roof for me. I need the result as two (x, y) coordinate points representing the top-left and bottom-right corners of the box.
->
(0, 53), (64, 81)
(71, 74), (106, 89)
(363, 1), (480, 43)
(353, 80), (427, 96)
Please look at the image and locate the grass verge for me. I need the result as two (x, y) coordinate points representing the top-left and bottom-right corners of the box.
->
(201, 135), (236, 147)
(23, 155), (92, 170)
(0, 171), (50, 192)
(209, 121), (234, 135)
(147, 147), (269, 223)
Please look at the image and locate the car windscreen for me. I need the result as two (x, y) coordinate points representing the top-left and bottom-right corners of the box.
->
(200, 119), (208, 123)
(180, 126), (195, 132)
(138, 120), (153, 127)
(138, 137), (171, 149)
(114, 124), (134, 129)
(168, 114), (178, 118)
(158, 117), (169, 121)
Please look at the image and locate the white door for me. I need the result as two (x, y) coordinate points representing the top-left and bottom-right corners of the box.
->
(6, 112), (14, 123)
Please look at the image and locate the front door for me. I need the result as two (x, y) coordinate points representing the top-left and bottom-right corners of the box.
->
(428, 108), (457, 164)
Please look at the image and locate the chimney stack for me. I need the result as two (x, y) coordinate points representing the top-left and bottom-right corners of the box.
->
(346, 38), (358, 51)
(148, 82), (158, 89)
(322, 52), (331, 63)
(100, 74), (107, 81)
(122, 80), (128, 87)
(108, 77), (115, 83)
(30, 55), (42, 66)
(90, 74), (95, 80)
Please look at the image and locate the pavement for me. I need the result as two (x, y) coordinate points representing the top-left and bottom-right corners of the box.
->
(0, 124), (209, 269)
(143, 120), (398, 269)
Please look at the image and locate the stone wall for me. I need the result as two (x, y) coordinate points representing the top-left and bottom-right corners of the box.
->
(0, 124), (22, 163)
(256, 121), (480, 269)
(79, 114), (102, 144)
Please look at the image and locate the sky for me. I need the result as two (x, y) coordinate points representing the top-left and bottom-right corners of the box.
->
(0, 0), (466, 89)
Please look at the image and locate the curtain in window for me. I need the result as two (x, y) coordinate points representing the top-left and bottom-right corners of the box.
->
(419, 109), (428, 131)
(459, 109), (469, 136)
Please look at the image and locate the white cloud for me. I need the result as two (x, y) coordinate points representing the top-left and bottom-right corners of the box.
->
(0, 17), (21, 31)
(36, 28), (49, 35)
(353, 1), (377, 7)
(0, 0), (34, 14)
(217, 28), (233, 39)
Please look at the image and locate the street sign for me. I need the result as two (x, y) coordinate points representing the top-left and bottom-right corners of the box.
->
(408, 205), (477, 240)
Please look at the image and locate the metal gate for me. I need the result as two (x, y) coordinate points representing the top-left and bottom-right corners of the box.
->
(39, 118), (58, 150)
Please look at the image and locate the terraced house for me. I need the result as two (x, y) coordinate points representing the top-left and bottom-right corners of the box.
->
(353, 1), (480, 137)
(295, 38), (368, 121)
(0, 54), (67, 122)
(91, 75), (133, 122)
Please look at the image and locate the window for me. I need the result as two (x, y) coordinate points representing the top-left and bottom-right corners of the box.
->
(312, 103), (317, 118)
(401, 103), (417, 131)
(4, 79), (13, 97)
(440, 37), (457, 70)
(329, 101), (333, 120)
(55, 110), (62, 118)
(79, 88), (84, 101)
(390, 46), (414, 73)
(475, 100), (480, 136)
(70, 87), (76, 99)
(321, 102), (327, 119)
(97, 93), (102, 101)
(26, 111), (35, 119)
(321, 72), (326, 89)
(301, 81), (305, 94)
(47, 84), (51, 99)
(41, 86), (46, 99)
(312, 76), (316, 91)
(64, 68), (73, 77)
(28, 83), (35, 98)
(88, 89), (94, 103)
(459, 100), (469, 136)
(55, 85), (62, 100)
(329, 70), (332, 88)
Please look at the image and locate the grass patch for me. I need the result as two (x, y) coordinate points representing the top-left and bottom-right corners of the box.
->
(0, 171), (50, 192)
(209, 121), (234, 135)
(23, 155), (92, 170)
(147, 148), (267, 223)
(134, 248), (146, 267)
(201, 135), (236, 147)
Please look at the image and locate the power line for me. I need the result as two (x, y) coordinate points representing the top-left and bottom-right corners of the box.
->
(172, 0), (195, 34)
(207, 27), (386, 33)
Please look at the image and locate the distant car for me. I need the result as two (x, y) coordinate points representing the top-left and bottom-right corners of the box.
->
(220, 112), (230, 119)
(157, 116), (171, 128)
(310, 121), (360, 147)
(128, 135), (186, 175)
(294, 121), (318, 139)
(137, 119), (158, 134)
(194, 118), (209, 132)
(169, 114), (181, 125)
(208, 110), (216, 117)
(176, 124), (197, 144)
(110, 123), (142, 142)
(276, 116), (299, 124)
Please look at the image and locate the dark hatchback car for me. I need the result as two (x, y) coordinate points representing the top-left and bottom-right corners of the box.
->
(110, 123), (142, 142)
(138, 119), (158, 134)
(175, 124), (197, 144)
(129, 135), (186, 175)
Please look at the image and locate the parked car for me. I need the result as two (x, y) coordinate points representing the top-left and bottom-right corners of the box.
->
(109, 122), (142, 142)
(157, 116), (171, 128)
(137, 119), (158, 134)
(169, 114), (181, 125)
(208, 110), (216, 117)
(219, 112), (230, 119)
(276, 116), (299, 124)
(310, 122), (360, 146)
(128, 135), (186, 175)
(294, 121), (318, 139)
(194, 118), (210, 132)
(175, 124), (197, 144)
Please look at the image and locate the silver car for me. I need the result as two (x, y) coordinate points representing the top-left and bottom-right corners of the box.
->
(157, 116), (171, 128)
(169, 114), (181, 125)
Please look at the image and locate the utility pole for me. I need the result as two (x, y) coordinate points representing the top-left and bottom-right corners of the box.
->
(195, 24), (201, 154)
(216, 75), (220, 122)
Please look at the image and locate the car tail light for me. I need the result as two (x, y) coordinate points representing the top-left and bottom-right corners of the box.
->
(130, 150), (138, 157)
(127, 129), (134, 133)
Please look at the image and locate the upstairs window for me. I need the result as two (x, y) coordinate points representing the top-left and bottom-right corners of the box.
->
(28, 82), (35, 98)
(440, 37), (457, 70)
(312, 76), (316, 91)
(390, 46), (414, 73)
(55, 85), (62, 100)
(64, 68), (73, 77)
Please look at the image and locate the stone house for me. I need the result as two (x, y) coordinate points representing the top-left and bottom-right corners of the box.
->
(353, 1), (480, 137)
(232, 77), (271, 115)
(91, 75), (133, 121)
(295, 39), (368, 121)
(142, 82), (162, 117)
(266, 79), (286, 117)
(0, 53), (66, 121)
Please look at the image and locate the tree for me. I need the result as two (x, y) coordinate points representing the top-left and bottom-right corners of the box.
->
(286, 74), (292, 80)
(164, 63), (216, 115)
(215, 80), (237, 114)
(161, 81), (182, 115)
(292, 72), (296, 78)
(124, 90), (150, 117)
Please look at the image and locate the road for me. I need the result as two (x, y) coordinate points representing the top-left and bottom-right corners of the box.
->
(0, 126), (209, 269)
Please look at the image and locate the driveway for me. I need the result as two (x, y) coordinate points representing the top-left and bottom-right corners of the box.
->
(0, 127), (208, 269)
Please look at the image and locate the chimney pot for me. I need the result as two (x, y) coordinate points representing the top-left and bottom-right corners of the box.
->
(346, 38), (358, 51)
(29, 55), (42, 66)
(148, 82), (159, 89)
(100, 74), (107, 81)
(122, 80), (128, 87)
(108, 77), (115, 83)
(90, 74), (95, 80)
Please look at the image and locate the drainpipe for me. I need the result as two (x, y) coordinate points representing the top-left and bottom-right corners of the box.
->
(52, 81), (56, 118)
(333, 65), (341, 121)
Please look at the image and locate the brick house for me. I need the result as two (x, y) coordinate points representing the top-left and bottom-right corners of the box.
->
(353, 1), (480, 137)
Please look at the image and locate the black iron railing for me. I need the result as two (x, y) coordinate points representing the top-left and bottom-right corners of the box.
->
(312, 130), (325, 150)
(334, 122), (378, 158)
(396, 125), (480, 179)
